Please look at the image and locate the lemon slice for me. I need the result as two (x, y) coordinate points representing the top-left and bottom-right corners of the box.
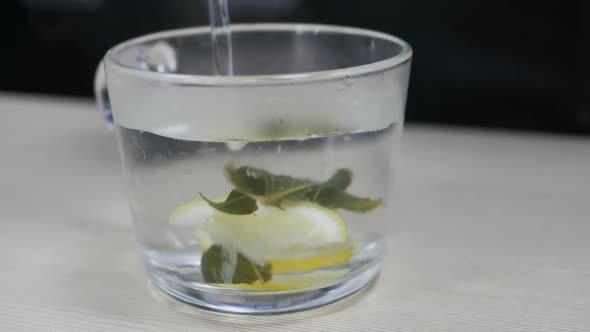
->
(169, 200), (353, 276)
(168, 199), (213, 227)
(212, 270), (346, 291)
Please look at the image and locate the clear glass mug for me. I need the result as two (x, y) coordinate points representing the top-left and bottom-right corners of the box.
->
(96, 24), (411, 314)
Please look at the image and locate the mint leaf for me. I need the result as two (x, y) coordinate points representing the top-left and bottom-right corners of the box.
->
(226, 166), (269, 196)
(320, 169), (352, 191)
(314, 189), (382, 212)
(227, 166), (315, 207)
(200, 190), (258, 215)
(201, 244), (272, 284)
(204, 166), (381, 214)
(224, 166), (380, 212)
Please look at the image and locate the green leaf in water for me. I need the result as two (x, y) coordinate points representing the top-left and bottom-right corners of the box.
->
(226, 166), (315, 207)
(316, 168), (352, 191)
(203, 166), (381, 214)
(200, 189), (258, 215)
(314, 189), (383, 212)
(201, 244), (272, 284)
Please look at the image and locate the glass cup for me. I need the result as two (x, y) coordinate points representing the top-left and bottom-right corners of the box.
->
(96, 24), (411, 314)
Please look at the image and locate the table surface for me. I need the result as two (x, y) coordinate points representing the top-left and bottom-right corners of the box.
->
(1, 93), (589, 332)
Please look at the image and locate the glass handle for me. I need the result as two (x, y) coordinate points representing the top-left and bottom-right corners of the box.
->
(94, 60), (114, 128)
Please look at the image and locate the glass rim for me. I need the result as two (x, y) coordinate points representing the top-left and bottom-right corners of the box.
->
(104, 23), (413, 86)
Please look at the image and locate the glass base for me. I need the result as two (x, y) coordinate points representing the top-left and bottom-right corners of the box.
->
(147, 260), (381, 315)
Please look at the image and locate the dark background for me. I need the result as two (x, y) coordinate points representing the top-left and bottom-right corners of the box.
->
(2, 0), (589, 134)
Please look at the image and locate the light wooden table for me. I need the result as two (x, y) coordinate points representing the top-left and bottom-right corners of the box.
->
(1, 93), (589, 331)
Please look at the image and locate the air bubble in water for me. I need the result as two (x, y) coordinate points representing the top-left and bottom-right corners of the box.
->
(147, 42), (177, 73)
(337, 75), (354, 91)
(225, 141), (248, 151)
